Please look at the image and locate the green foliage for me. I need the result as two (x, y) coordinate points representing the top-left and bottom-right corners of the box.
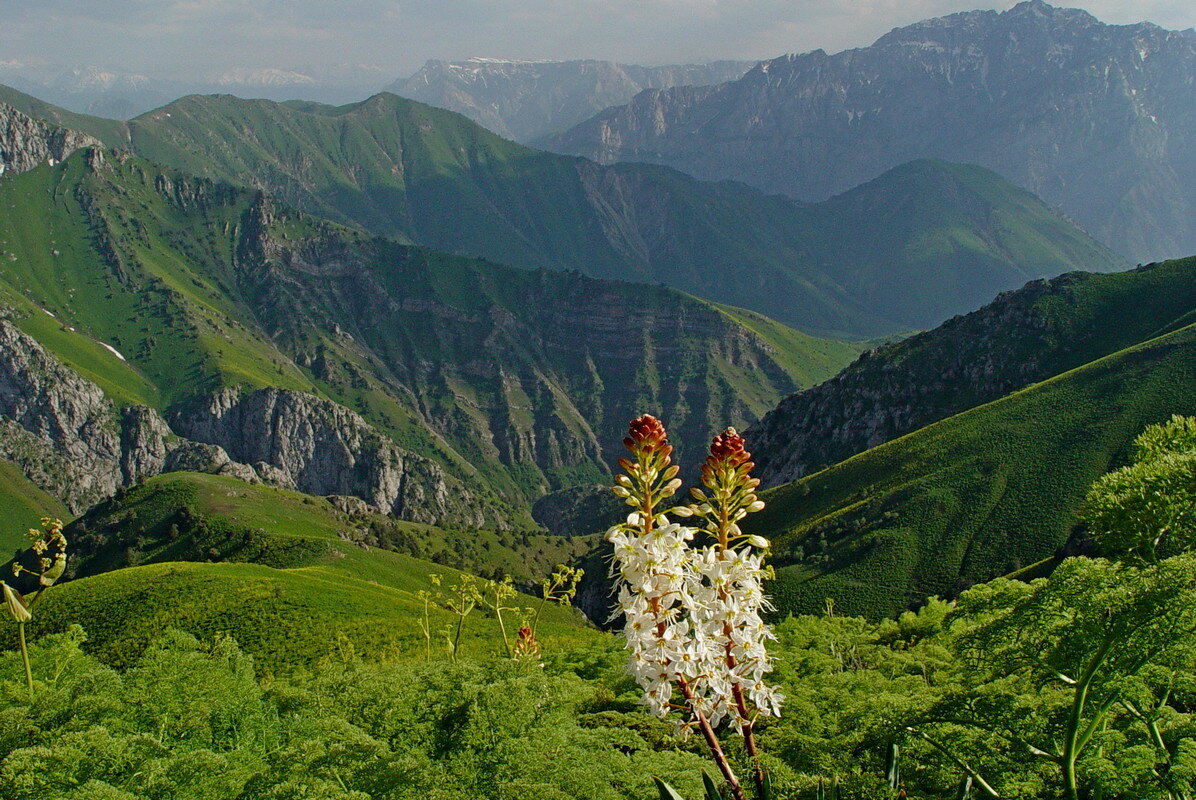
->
(0, 545), (1192, 798)
(1082, 415), (1196, 562)
(933, 556), (1196, 799)
(0, 627), (709, 800)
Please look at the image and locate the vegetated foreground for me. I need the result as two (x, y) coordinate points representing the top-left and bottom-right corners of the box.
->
(0, 417), (1191, 799)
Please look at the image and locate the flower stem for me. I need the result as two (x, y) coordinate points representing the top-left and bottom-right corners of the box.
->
(678, 676), (746, 800)
(731, 682), (765, 795)
(17, 622), (32, 702)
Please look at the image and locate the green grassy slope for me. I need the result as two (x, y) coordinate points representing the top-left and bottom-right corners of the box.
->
(19, 558), (595, 671)
(0, 149), (848, 510)
(0, 461), (69, 552)
(751, 257), (1196, 487)
(118, 93), (1124, 337)
(14, 471), (594, 669)
(749, 321), (1196, 619)
(67, 472), (590, 585)
(0, 150), (314, 407)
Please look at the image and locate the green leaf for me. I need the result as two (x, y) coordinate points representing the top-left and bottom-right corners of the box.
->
(653, 776), (688, 800)
(701, 771), (725, 800)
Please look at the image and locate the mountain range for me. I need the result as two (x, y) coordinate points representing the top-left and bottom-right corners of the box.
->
(542, 0), (1196, 262)
(0, 126), (860, 530)
(0, 89), (1125, 338)
(0, 62), (390, 119)
(0, 15), (1193, 630)
(391, 58), (754, 141)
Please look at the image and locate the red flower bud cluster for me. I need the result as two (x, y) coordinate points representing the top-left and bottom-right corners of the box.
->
(707, 427), (752, 468)
(624, 414), (672, 458)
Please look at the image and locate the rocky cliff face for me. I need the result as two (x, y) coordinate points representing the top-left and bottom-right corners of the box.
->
(0, 313), (490, 526)
(748, 258), (1196, 487)
(0, 317), (127, 510)
(392, 58), (753, 142)
(231, 201), (809, 497)
(169, 387), (491, 528)
(543, 0), (1196, 260)
(0, 101), (100, 176)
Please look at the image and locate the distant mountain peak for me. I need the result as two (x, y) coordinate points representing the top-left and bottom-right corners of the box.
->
(214, 68), (317, 87)
(542, 1), (1196, 261)
(390, 57), (754, 141)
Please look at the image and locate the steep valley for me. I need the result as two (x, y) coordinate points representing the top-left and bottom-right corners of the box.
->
(0, 144), (849, 531)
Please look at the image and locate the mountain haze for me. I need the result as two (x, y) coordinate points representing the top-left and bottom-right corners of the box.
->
(543, 0), (1196, 261)
(392, 58), (754, 141)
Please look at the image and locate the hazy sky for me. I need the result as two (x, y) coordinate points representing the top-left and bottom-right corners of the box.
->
(1, 0), (1193, 82)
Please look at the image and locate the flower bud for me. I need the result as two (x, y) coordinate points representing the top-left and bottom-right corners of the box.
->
(625, 415), (669, 453)
(670, 505), (695, 517)
(40, 554), (66, 587)
(747, 500), (766, 513)
(612, 485), (631, 498)
(748, 535), (770, 549)
(2, 583), (30, 624)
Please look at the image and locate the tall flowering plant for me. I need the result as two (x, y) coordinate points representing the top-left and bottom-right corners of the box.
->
(607, 416), (781, 800)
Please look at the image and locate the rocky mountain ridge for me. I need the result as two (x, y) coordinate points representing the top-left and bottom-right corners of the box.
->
(0, 87), (1128, 337)
(0, 101), (100, 176)
(542, 0), (1196, 260)
(111, 92), (1125, 337)
(0, 144), (845, 523)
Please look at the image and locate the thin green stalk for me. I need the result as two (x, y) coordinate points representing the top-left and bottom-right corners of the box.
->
(17, 623), (32, 702)
(495, 603), (511, 657)
(531, 593), (548, 638)
(452, 613), (465, 663)
(906, 727), (1000, 798)
(1063, 637), (1115, 800)
(421, 595), (431, 659)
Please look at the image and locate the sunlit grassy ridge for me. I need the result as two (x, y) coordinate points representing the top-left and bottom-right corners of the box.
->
(0, 151), (314, 407)
(751, 320), (1196, 618)
(13, 472), (594, 669)
(67, 472), (590, 584)
(0, 84), (130, 145)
